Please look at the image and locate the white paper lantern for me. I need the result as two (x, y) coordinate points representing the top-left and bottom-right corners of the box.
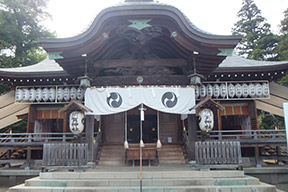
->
(235, 83), (242, 98)
(48, 88), (56, 101)
(15, 89), (23, 101)
(262, 83), (270, 96)
(22, 89), (29, 101)
(42, 88), (49, 102)
(77, 88), (84, 100)
(255, 83), (262, 96)
(198, 108), (214, 132)
(248, 83), (256, 97)
(228, 84), (235, 98)
(220, 84), (227, 98)
(206, 84), (213, 97)
(242, 83), (249, 98)
(200, 85), (206, 98)
(63, 87), (70, 101)
(69, 111), (85, 134)
(213, 84), (220, 98)
(57, 87), (64, 101)
(70, 87), (77, 99)
(36, 88), (42, 102)
(29, 88), (36, 101)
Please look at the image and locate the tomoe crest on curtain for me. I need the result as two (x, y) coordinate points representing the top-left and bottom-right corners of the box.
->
(107, 92), (122, 108)
(161, 92), (178, 108)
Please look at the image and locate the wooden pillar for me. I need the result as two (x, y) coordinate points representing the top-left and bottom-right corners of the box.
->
(86, 115), (94, 162)
(26, 147), (31, 167)
(62, 112), (67, 133)
(27, 106), (36, 133)
(187, 114), (197, 160)
(248, 101), (259, 130)
(255, 144), (261, 167)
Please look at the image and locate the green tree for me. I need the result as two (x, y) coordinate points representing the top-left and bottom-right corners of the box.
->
(232, 0), (278, 60)
(275, 8), (288, 86)
(257, 110), (284, 130)
(275, 8), (288, 61)
(0, 0), (54, 68)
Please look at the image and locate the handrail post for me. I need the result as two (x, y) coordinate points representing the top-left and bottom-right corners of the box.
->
(219, 131), (222, 141)
(28, 134), (32, 142)
(253, 130), (258, 140)
(62, 134), (66, 143)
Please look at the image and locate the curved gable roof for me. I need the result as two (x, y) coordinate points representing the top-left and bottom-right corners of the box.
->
(0, 58), (67, 78)
(216, 55), (288, 72)
(39, 2), (242, 50)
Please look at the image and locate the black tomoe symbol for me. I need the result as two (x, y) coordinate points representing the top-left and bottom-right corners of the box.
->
(162, 92), (177, 108)
(107, 92), (122, 108)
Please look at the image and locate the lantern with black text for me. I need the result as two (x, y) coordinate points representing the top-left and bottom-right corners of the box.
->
(22, 89), (29, 101)
(77, 88), (84, 100)
(206, 84), (213, 97)
(36, 88), (42, 102)
(42, 88), (49, 102)
(57, 87), (64, 101)
(220, 84), (227, 98)
(29, 88), (36, 101)
(63, 87), (70, 101)
(70, 87), (77, 99)
(48, 88), (56, 101)
(199, 108), (214, 132)
(15, 89), (23, 101)
(69, 111), (85, 134)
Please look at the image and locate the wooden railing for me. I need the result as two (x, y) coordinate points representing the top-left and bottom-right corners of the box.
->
(42, 143), (88, 171)
(198, 129), (286, 144)
(195, 141), (242, 170)
(0, 133), (76, 146)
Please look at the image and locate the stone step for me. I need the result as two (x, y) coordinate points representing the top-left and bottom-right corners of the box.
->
(159, 159), (186, 164)
(98, 145), (125, 165)
(25, 176), (260, 187)
(100, 152), (125, 157)
(158, 146), (183, 150)
(158, 151), (184, 156)
(98, 160), (125, 166)
(39, 170), (245, 179)
(158, 154), (185, 160)
(99, 156), (125, 161)
(9, 183), (277, 192)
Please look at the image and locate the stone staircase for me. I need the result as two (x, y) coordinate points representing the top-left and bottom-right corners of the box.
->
(157, 144), (186, 164)
(98, 144), (125, 166)
(9, 167), (280, 192)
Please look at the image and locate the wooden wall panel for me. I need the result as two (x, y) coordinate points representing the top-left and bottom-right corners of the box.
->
(159, 112), (179, 144)
(104, 113), (124, 144)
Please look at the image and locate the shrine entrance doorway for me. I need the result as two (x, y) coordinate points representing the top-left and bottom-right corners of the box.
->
(127, 106), (157, 144)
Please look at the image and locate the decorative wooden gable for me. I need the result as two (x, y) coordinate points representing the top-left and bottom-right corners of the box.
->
(190, 96), (224, 115)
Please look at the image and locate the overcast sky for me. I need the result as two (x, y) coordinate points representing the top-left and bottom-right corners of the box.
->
(44, 0), (288, 38)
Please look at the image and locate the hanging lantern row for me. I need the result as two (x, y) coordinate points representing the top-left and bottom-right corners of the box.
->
(15, 86), (85, 103)
(195, 82), (270, 100)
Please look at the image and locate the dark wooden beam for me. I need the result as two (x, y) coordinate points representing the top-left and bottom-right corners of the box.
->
(92, 75), (189, 86)
(86, 115), (95, 163)
(187, 114), (197, 160)
(93, 59), (187, 68)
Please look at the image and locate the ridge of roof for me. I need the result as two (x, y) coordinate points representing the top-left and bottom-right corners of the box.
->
(0, 58), (64, 73)
(219, 54), (288, 68)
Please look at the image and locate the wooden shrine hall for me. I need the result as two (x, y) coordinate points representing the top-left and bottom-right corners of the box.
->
(0, 0), (288, 168)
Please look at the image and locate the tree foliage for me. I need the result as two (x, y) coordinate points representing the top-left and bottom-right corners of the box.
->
(275, 8), (288, 86)
(257, 110), (284, 130)
(275, 8), (288, 62)
(232, 0), (278, 60)
(0, 0), (54, 68)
